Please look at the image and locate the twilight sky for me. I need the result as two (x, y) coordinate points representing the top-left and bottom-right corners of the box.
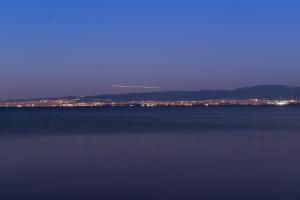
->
(1, 0), (300, 99)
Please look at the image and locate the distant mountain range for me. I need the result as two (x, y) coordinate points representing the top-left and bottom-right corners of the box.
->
(3, 85), (300, 102)
(79, 85), (300, 101)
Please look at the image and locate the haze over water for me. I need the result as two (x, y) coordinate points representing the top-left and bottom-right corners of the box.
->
(1, 107), (300, 200)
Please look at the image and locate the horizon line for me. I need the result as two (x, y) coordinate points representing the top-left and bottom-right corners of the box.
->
(0, 84), (298, 101)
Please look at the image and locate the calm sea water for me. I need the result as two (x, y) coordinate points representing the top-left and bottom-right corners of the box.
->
(0, 107), (300, 200)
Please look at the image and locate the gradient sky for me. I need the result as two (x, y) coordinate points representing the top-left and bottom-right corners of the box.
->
(1, 0), (300, 99)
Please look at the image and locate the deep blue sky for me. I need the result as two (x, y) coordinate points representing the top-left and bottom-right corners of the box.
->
(1, 0), (300, 99)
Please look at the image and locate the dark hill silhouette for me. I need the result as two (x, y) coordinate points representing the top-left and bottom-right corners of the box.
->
(81, 85), (300, 101)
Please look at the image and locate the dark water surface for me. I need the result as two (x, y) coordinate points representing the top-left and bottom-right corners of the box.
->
(1, 107), (300, 200)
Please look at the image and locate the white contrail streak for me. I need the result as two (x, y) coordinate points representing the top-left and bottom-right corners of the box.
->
(112, 84), (160, 89)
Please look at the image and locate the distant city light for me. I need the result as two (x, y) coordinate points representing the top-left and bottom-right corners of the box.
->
(0, 98), (299, 108)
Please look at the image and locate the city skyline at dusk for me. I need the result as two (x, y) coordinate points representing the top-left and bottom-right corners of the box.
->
(1, 2), (300, 200)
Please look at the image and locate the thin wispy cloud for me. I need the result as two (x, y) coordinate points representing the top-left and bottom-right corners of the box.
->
(112, 84), (160, 89)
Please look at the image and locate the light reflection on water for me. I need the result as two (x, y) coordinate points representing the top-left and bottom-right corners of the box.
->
(0, 107), (300, 200)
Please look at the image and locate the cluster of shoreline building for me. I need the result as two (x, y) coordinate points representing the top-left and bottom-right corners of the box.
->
(0, 98), (299, 108)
